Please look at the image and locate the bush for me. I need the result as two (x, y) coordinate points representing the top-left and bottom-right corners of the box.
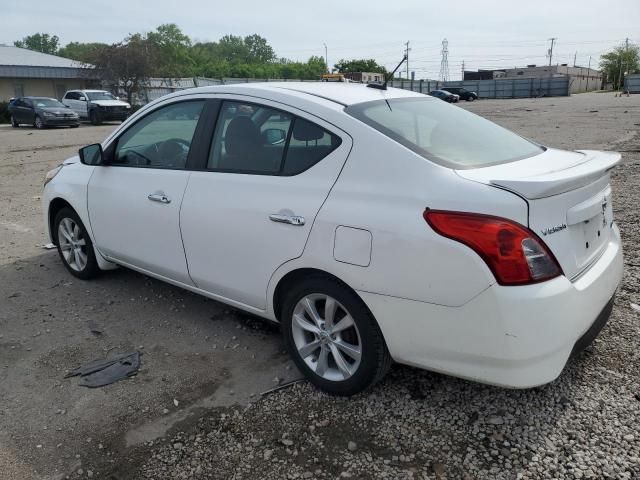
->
(0, 102), (10, 124)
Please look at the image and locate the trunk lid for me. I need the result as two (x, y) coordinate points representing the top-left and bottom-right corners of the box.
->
(457, 148), (621, 279)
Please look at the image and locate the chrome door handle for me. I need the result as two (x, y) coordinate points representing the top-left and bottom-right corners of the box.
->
(269, 214), (305, 226)
(148, 193), (171, 204)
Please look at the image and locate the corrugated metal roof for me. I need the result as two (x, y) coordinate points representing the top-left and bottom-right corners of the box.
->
(0, 45), (87, 68)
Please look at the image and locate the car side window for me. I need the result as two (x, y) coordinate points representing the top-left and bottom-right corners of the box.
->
(208, 101), (341, 176)
(113, 100), (205, 169)
(208, 101), (293, 174)
(282, 118), (342, 175)
(65, 92), (77, 100)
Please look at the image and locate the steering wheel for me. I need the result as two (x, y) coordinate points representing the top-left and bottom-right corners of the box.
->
(157, 138), (191, 167)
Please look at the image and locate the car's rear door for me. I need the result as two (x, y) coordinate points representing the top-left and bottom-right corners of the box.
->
(87, 98), (208, 284)
(179, 97), (351, 310)
(12, 98), (31, 123)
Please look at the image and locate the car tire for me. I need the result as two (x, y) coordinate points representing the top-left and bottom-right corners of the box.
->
(34, 116), (45, 129)
(53, 207), (100, 280)
(89, 110), (101, 125)
(10, 115), (19, 128)
(281, 274), (392, 396)
(70, 124), (80, 128)
(467, 96), (475, 102)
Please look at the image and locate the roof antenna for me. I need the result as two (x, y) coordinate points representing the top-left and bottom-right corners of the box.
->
(368, 55), (407, 91)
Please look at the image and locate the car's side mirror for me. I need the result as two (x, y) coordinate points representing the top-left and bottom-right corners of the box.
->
(79, 97), (87, 102)
(79, 144), (104, 166)
(263, 128), (287, 145)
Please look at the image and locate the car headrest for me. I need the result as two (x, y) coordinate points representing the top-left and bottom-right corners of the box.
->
(293, 119), (324, 141)
(225, 116), (261, 156)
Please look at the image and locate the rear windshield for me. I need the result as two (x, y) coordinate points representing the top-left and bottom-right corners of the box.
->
(345, 97), (543, 168)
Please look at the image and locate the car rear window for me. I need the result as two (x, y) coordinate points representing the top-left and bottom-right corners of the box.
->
(345, 97), (543, 169)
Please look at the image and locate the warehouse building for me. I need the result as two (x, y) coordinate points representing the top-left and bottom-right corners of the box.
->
(464, 64), (602, 93)
(0, 44), (98, 102)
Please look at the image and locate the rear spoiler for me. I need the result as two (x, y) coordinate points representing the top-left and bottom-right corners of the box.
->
(460, 150), (621, 200)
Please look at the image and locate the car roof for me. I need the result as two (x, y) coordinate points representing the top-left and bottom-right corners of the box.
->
(24, 96), (58, 100)
(169, 82), (427, 107)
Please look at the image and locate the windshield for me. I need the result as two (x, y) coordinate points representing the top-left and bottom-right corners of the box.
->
(86, 91), (117, 101)
(346, 97), (543, 168)
(33, 98), (65, 108)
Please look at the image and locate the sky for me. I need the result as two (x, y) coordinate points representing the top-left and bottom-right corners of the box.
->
(2, 0), (638, 79)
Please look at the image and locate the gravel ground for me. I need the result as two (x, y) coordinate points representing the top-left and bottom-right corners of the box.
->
(135, 94), (640, 480)
(1, 92), (639, 480)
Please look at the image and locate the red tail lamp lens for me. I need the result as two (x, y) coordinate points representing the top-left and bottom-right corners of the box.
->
(423, 210), (562, 285)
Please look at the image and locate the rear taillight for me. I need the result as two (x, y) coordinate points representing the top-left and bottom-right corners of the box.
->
(423, 210), (562, 286)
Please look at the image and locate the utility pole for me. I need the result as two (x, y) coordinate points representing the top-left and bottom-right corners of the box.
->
(618, 37), (628, 90)
(323, 43), (328, 73)
(461, 60), (465, 81)
(573, 51), (577, 67)
(586, 56), (592, 91)
(547, 37), (557, 67)
(404, 41), (411, 79)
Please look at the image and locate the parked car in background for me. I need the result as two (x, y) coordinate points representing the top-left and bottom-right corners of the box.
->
(62, 90), (131, 125)
(8, 97), (79, 129)
(442, 87), (478, 101)
(429, 89), (458, 103)
(43, 82), (623, 396)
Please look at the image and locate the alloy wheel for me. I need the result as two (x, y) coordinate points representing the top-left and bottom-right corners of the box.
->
(35, 116), (43, 129)
(291, 294), (362, 381)
(57, 217), (88, 272)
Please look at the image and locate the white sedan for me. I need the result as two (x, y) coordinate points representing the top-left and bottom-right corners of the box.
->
(43, 83), (623, 395)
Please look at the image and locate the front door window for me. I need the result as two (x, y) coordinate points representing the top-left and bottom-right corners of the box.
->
(114, 101), (204, 169)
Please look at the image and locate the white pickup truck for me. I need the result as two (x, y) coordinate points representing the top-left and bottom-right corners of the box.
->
(61, 90), (131, 125)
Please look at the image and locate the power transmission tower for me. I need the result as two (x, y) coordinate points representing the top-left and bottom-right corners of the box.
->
(547, 37), (557, 66)
(404, 41), (411, 79)
(439, 38), (449, 82)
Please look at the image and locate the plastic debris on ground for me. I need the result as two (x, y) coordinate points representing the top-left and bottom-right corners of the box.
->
(65, 351), (142, 388)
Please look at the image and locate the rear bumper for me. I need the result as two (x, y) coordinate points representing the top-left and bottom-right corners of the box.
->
(359, 224), (623, 388)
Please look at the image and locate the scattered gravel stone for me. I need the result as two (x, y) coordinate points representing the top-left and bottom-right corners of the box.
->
(487, 415), (504, 425)
(347, 441), (357, 452)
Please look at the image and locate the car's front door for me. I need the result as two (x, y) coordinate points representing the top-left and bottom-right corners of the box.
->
(180, 98), (352, 310)
(76, 93), (90, 118)
(87, 99), (207, 284)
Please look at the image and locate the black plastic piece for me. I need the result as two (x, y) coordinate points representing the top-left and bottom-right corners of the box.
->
(65, 351), (141, 388)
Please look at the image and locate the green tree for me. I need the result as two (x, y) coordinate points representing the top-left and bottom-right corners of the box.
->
(334, 58), (387, 74)
(244, 34), (276, 63)
(58, 42), (108, 63)
(600, 43), (640, 89)
(147, 24), (193, 77)
(86, 34), (159, 104)
(14, 33), (59, 54)
(217, 35), (250, 63)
